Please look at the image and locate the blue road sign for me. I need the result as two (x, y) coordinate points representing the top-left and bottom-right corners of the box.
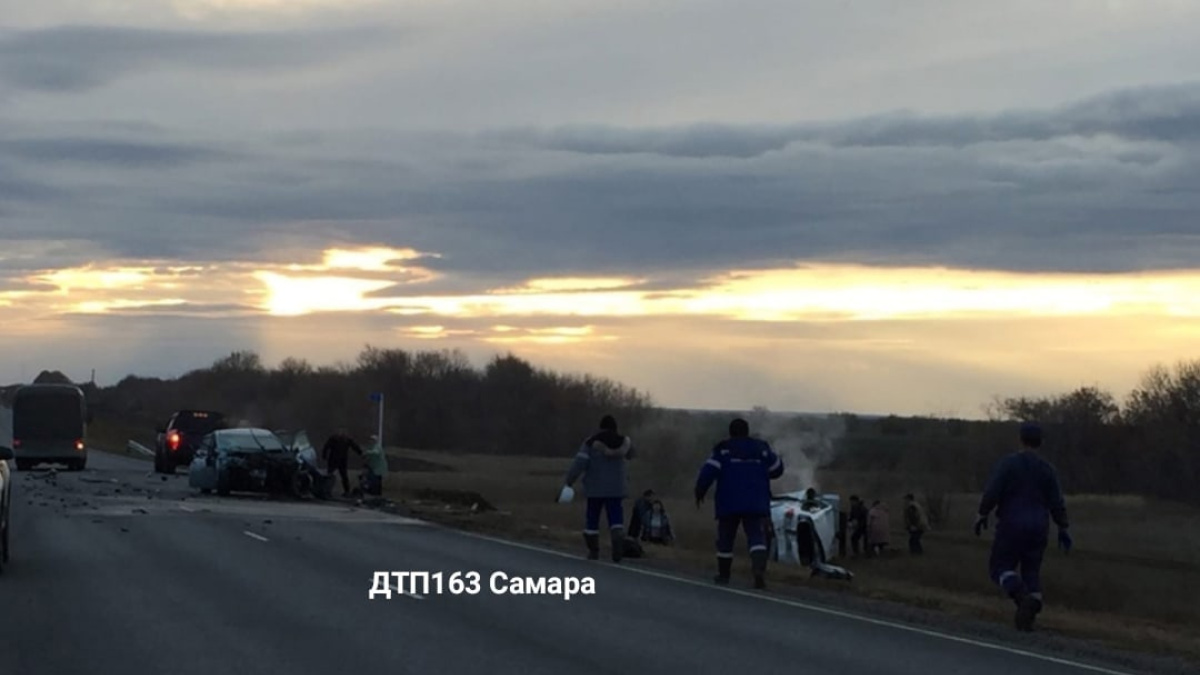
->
(369, 392), (383, 403)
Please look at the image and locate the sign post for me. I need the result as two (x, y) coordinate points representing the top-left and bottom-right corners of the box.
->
(369, 391), (384, 448)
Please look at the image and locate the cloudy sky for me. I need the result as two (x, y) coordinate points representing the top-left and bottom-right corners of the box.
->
(2, 0), (1200, 417)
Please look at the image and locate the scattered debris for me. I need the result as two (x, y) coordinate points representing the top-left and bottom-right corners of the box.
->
(412, 488), (496, 512)
(132, 508), (148, 514)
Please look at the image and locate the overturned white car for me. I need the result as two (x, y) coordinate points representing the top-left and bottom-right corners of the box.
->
(768, 490), (853, 580)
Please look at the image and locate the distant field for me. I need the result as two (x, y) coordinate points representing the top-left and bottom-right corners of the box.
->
(382, 448), (1200, 662)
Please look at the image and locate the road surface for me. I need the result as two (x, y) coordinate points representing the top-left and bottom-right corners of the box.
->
(0, 420), (1178, 675)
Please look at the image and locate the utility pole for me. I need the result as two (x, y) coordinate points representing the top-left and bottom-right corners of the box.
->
(369, 391), (384, 448)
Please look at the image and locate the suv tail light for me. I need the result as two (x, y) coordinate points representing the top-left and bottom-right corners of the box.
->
(168, 431), (181, 451)
(76, 439), (85, 451)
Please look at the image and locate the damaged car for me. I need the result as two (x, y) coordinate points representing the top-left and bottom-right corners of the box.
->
(188, 427), (298, 497)
(769, 489), (854, 580)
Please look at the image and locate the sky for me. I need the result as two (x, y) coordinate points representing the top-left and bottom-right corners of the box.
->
(2, 0), (1200, 418)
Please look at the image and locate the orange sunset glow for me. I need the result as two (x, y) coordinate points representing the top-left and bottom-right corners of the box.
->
(9, 248), (1200, 327)
(3, 244), (1200, 416)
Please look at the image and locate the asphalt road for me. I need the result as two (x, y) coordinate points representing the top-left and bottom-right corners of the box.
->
(0, 416), (1173, 675)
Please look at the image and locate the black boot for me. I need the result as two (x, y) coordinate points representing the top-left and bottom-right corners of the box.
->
(750, 550), (768, 590)
(1015, 593), (1043, 632)
(583, 533), (600, 560)
(714, 556), (732, 584)
(610, 530), (624, 563)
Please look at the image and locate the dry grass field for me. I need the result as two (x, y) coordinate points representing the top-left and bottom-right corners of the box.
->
(382, 448), (1200, 662)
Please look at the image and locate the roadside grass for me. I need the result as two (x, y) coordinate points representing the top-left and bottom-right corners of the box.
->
(382, 448), (1200, 663)
(87, 417), (154, 461)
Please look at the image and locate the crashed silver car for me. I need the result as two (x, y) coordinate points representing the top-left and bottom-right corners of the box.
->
(769, 490), (853, 580)
(188, 427), (296, 496)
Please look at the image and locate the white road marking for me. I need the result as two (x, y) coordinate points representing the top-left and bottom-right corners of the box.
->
(394, 585), (425, 600)
(179, 505), (195, 513)
(242, 531), (269, 542)
(448, 528), (1136, 675)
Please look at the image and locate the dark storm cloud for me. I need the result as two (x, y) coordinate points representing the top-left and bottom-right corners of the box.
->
(4, 81), (1200, 282)
(0, 24), (391, 92)
(0, 137), (241, 168)
(0, 172), (66, 202)
(498, 81), (1200, 157)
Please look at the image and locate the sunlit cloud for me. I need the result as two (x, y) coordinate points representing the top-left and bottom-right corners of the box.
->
(253, 271), (398, 316)
(71, 299), (190, 314)
(12, 247), (1200, 353)
(491, 277), (646, 294)
(482, 325), (617, 345)
(286, 246), (437, 275)
(373, 264), (1200, 324)
(401, 325), (479, 340)
(34, 267), (159, 293)
(173, 0), (382, 19)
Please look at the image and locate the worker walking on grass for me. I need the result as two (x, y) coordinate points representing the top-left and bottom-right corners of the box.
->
(694, 417), (784, 589)
(975, 421), (1072, 632)
(562, 414), (636, 562)
(322, 428), (363, 498)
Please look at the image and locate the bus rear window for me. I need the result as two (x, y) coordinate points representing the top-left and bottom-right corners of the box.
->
(14, 392), (84, 440)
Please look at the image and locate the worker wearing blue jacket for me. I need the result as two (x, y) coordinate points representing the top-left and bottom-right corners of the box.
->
(975, 421), (1072, 632)
(694, 417), (784, 589)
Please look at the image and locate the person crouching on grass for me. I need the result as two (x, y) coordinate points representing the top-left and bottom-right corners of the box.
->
(640, 500), (674, 545)
(561, 414), (636, 562)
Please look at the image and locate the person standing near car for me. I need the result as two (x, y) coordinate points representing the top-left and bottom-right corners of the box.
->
(322, 428), (363, 497)
(848, 495), (869, 557)
(694, 417), (784, 589)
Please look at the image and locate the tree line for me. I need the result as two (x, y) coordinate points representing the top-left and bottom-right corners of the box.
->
(85, 346), (654, 457)
(980, 360), (1200, 503)
(37, 349), (1200, 506)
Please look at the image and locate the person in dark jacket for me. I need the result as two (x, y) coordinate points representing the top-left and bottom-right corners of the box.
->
(975, 421), (1072, 632)
(903, 493), (929, 555)
(694, 417), (784, 589)
(848, 495), (869, 557)
(628, 489), (655, 540)
(322, 428), (363, 497)
(563, 414), (636, 562)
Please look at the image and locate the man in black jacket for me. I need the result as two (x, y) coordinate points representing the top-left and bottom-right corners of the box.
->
(322, 428), (363, 497)
(848, 495), (869, 557)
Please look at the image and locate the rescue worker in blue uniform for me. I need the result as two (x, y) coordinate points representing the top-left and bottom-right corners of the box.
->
(694, 417), (784, 589)
(975, 421), (1072, 632)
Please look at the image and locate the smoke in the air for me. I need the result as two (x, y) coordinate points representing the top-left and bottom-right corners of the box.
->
(747, 406), (846, 495)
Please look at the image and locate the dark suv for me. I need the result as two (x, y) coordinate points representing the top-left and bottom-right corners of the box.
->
(154, 410), (227, 474)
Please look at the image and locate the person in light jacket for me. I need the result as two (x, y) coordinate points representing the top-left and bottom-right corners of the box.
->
(640, 499), (674, 545)
(867, 500), (890, 557)
(562, 414), (636, 562)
